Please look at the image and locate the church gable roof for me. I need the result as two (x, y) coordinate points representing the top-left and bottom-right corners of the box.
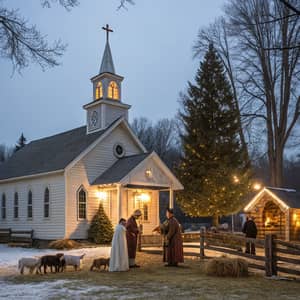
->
(92, 153), (150, 185)
(0, 125), (110, 181)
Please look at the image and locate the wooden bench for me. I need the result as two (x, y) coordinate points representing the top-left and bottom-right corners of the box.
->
(0, 228), (11, 243)
(9, 230), (34, 247)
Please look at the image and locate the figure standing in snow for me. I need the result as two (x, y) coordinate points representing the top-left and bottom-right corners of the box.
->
(109, 218), (129, 272)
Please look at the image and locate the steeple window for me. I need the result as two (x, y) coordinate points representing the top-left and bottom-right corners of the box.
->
(108, 81), (119, 100)
(95, 82), (103, 100)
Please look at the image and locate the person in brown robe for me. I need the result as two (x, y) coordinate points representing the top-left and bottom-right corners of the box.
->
(164, 208), (184, 267)
(126, 209), (142, 268)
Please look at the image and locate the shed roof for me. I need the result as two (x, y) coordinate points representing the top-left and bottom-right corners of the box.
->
(267, 187), (300, 208)
(244, 187), (300, 211)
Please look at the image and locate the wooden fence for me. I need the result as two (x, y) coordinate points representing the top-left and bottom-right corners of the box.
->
(0, 228), (34, 246)
(141, 229), (300, 278)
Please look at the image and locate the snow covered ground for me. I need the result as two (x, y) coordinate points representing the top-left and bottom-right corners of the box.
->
(0, 244), (111, 273)
(0, 244), (113, 299)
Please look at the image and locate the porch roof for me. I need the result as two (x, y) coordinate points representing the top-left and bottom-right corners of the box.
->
(91, 151), (184, 190)
(92, 153), (151, 185)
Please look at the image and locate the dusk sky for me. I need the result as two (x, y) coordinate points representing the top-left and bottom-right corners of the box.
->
(0, 0), (224, 146)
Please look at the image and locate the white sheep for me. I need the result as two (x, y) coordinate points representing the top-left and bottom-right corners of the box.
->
(18, 257), (41, 275)
(62, 254), (85, 271)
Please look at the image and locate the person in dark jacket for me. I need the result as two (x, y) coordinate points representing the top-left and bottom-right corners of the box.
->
(163, 208), (184, 267)
(242, 216), (258, 255)
(126, 209), (142, 268)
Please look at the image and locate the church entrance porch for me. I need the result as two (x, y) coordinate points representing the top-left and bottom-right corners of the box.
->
(91, 151), (183, 235)
(95, 185), (172, 235)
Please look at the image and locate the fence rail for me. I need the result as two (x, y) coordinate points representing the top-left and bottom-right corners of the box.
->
(0, 228), (33, 246)
(141, 229), (300, 278)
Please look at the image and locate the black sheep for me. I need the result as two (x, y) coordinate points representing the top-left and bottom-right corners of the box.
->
(39, 253), (65, 274)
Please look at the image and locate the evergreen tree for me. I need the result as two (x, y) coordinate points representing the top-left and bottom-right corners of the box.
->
(177, 44), (250, 225)
(14, 133), (27, 152)
(88, 203), (114, 244)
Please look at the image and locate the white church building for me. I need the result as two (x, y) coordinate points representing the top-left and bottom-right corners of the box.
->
(0, 26), (183, 240)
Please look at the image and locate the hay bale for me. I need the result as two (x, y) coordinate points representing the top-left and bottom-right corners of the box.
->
(205, 257), (248, 277)
(48, 239), (80, 250)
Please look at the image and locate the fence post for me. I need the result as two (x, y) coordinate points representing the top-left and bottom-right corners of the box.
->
(265, 234), (277, 277)
(271, 235), (277, 276)
(137, 224), (143, 252)
(200, 227), (205, 259)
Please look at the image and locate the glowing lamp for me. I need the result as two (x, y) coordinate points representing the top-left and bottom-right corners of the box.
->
(97, 191), (108, 201)
(253, 183), (262, 191)
(233, 175), (239, 183)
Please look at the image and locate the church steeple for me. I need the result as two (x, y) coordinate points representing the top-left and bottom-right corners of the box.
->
(99, 28), (115, 74)
(83, 24), (131, 134)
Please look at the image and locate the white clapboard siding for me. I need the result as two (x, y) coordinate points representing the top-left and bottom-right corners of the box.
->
(0, 173), (65, 240)
(65, 124), (142, 239)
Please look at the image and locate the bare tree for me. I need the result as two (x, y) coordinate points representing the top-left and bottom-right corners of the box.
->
(195, 0), (300, 187)
(0, 144), (14, 163)
(0, 0), (134, 72)
(131, 117), (181, 169)
(225, 0), (300, 186)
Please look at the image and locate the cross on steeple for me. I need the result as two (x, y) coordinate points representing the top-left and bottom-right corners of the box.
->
(102, 24), (113, 43)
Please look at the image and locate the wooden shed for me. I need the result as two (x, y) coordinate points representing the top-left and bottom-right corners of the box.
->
(244, 187), (300, 241)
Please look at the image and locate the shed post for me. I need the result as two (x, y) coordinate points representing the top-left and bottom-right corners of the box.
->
(200, 227), (205, 259)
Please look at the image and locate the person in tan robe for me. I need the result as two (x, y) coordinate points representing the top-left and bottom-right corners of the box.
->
(126, 209), (142, 268)
(164, 208), (184, 267)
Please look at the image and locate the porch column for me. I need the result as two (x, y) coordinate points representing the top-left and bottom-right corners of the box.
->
(116, 184), (122, 222)
(169, 187), (174, 209)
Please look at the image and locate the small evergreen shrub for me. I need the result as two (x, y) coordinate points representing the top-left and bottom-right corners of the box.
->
(88, 203), (114, 244)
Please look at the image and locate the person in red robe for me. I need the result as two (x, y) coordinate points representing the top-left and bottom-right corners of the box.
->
(126, 209), (142, 268)
(164, 208), (184, 267)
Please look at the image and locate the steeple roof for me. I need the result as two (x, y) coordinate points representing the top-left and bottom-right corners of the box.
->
(99, 41), (115, 74)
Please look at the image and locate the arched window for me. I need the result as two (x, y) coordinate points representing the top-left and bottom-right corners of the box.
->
(108, 81), (119, 100)
(27, 190), (33, 218)
(1, 194), (6, 219)
(44, 188), (50, 218)
(14, 192), (18, 219)
(78, 188), (87, 219)
(95, 82), (103, 100)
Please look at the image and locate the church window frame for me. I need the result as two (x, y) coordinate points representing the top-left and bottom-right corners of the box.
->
(133, 191), (151, 222)
(95, 82), (103, 100)
(14, 192), (19, 219)
(77, 186), (87, 220)
(108, 81), (119, 100)
(27, 190), (33, 219)
(44, 187), (50, 218)
(1, 193), (6, 219)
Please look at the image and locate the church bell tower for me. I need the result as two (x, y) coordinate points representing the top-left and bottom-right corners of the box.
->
(83, 24), (131, 134)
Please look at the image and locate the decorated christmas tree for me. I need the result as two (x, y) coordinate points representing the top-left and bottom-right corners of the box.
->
(177, 43), (250, 225)
(88, 203), (114, 244)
